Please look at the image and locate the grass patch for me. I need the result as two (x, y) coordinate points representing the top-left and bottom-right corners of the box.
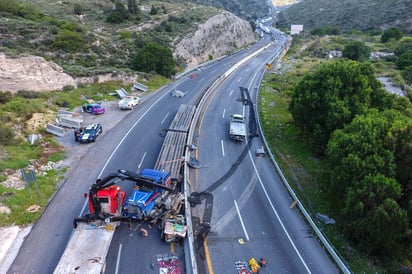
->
(0, 169), (64, 226)
(0, 142), (43, 172)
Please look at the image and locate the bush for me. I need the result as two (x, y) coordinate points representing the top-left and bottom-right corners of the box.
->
(53, 30), (86, 52)
(396, 50), (412, 70)
(401, 66), (412, 84)
(342, 41), (370, 61)
(73, 3), (83, 15)
(0, 125), (14, 146)
(0, 91), (13, 104)
(381, 27), (403, 43)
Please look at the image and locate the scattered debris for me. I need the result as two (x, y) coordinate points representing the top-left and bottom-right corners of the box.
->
(316, 213), (335, 225)
(141, 228), (148, 237)
(26, 205), (41, 213)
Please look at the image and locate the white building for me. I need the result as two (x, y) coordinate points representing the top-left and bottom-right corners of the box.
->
(290, 24), (303, 35)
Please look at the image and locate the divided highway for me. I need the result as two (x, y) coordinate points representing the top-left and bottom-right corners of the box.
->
(8, 29), (339, 274)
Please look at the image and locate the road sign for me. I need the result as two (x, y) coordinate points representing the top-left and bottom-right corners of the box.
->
(21, 169), (40, 197)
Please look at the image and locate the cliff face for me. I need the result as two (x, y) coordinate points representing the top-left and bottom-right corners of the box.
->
(174, 11), (256, 70)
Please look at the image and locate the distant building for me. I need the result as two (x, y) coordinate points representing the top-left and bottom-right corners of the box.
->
(290, 24), (303, 35)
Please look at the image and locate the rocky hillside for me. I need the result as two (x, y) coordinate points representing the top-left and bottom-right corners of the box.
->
(0, 0), (256, 92)
(192, 0), (274, 21)
(174, 11), (255, 69)
(277, 0), (412, 34)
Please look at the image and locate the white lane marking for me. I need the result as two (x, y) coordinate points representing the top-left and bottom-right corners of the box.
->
(115, 243), (122, 274)
(137, 152), (146, 172)
(248, 149), (312, 273)
(222, 109), (226, 118)
(161, 112), (170, 124)
(229, 89), (234, 96)
(234, 200), (249, 241)
(237, 77), (242, 82)
(221, 140), (225, 157)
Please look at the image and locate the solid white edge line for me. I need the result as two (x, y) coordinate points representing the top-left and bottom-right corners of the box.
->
(234, 200), (249, 241)
(248, 149), (312, 274)
(115, 243), (122, 274)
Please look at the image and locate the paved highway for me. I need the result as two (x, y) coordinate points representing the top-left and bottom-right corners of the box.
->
(8, 29), (338, 274)
(188, 32), (339, 273)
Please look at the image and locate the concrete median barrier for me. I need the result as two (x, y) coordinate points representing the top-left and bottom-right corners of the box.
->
(46, 124), (65, 137)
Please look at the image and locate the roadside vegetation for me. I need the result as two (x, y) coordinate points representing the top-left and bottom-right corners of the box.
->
(0, 0), (221, 76)
(259, 30), (412, 272)
(0, 77), (170, 227)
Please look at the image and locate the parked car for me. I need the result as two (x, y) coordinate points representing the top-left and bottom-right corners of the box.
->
(82, 103), (105, 115)
(118, 96), (140, 110)
(74, 123), (103, 143)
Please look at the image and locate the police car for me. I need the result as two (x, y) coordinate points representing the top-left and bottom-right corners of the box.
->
(74, 123), (103, 143)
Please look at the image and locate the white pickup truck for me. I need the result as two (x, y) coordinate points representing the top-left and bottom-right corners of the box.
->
(118, 96), (140, 110)
(229, 114), (247, 141)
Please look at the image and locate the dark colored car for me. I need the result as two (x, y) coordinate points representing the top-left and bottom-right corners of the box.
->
(82, 103), (105, 115)
(74, 123), (103, 143)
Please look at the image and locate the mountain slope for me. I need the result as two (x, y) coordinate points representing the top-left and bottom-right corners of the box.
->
(192, 0), (274, 21)
(276, 0), (412, 34)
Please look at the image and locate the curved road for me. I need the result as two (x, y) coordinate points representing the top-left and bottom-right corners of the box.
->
(189, 32), (338, 273)
(8, 30), (337, 274)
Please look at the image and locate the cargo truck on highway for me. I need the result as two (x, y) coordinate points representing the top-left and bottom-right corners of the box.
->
(54, 169), (186, 274)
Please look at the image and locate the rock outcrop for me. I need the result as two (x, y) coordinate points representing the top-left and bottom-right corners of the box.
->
(174, 11), (256, 70)
(0, 53), (75, 92)
(0, 11), (256, 92)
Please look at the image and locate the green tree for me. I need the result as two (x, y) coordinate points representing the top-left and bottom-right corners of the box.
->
(149, 5), (157, 15)
(342, 41), (370, 61)
(107, 2), (129, 23)
(326, 109), (398, 195)
(381, 27), (403, 43)
(343, 174), (408, 256)
(289, 60), (390, 152)
(396, 50), (412, 70)
(326, 109), (412, 257)
(394, 37), (412, 56)
(401, 65), (412, 84)
(131, 42), (175, 77)
(387, 120), (412, 222)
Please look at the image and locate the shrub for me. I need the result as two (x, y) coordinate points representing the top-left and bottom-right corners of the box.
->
(0, 125), (14, 146)
(53, 30), (86, 52)
(73, 3), (83, 15)
(0, 91), (13, 104)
